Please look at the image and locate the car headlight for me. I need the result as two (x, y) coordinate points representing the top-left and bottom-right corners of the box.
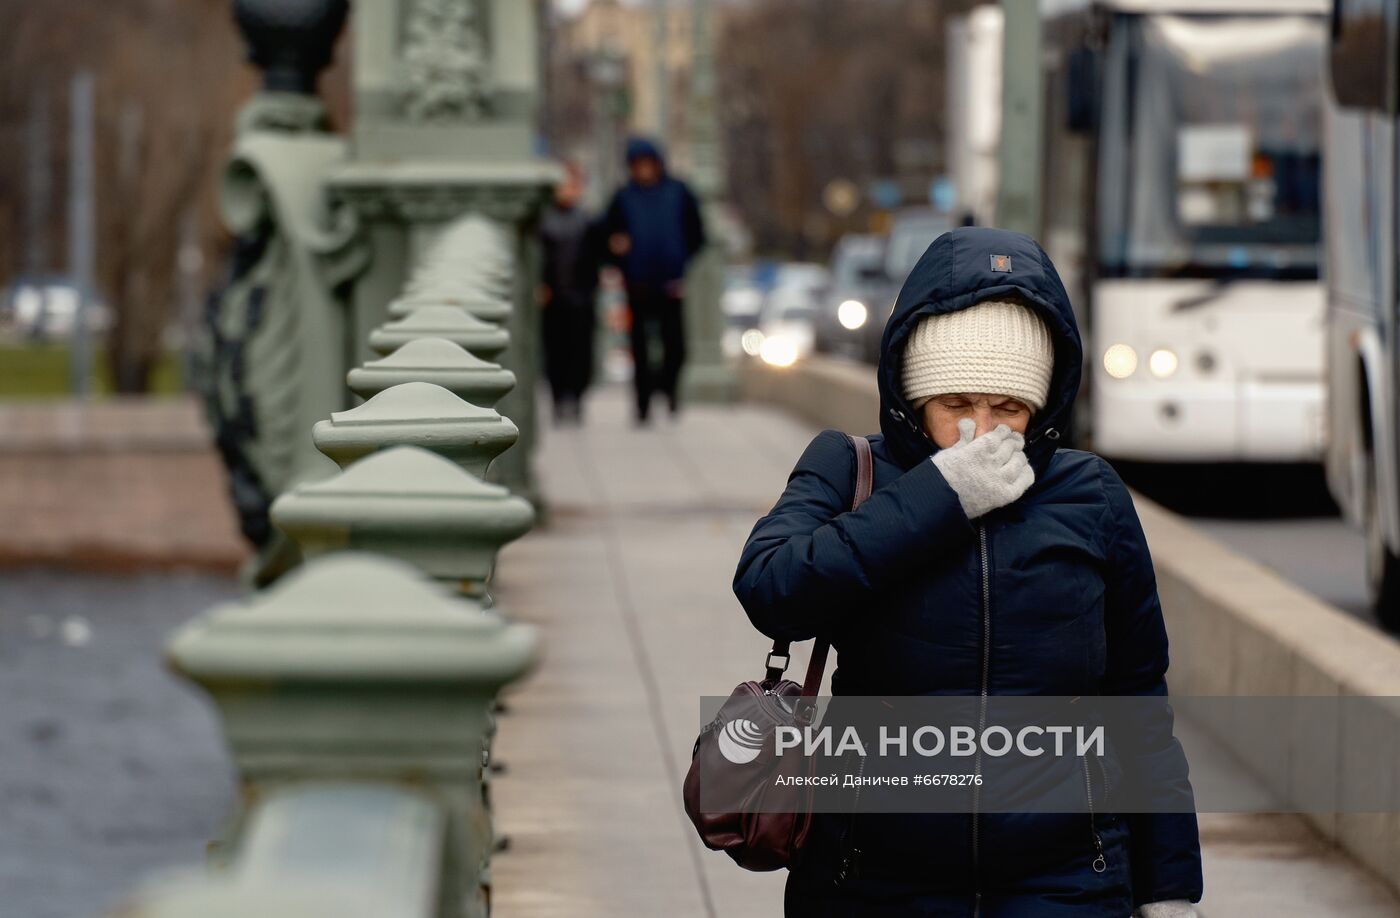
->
(1148, 348), (1178, 378)
(759, 335), (799, 368)
(1102, 344), (1138, 379)
(837, 299), (868, 330)
(740, 329), (765, 357)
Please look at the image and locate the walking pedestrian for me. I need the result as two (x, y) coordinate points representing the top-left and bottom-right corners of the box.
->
(733, 227), (1203, 917)
(601, 137), (706, 425)
(539, 163), (603, 425)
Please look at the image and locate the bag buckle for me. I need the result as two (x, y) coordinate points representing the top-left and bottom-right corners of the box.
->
(765, 650), (790, 676)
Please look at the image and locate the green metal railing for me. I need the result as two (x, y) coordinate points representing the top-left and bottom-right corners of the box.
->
(124, 216), (540, 918)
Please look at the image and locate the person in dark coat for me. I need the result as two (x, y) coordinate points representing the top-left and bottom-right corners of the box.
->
(539, 163), (603, 424)
(601, 137), (706, 424)
(733, 227), (1203, 917)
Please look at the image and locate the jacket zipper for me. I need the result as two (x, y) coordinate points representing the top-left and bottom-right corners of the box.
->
(972, 524), (991, 918)
(1080, 754), (1108, 874)
(1024, 425), (1060, 453)
(836, 753), (867, 883)
(1092, 753), (1111, 812)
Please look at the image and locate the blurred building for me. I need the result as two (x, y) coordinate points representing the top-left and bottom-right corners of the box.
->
(544, 0), (976, 257)
(714, 0), (957, 256)
(549, 0), (723, 199)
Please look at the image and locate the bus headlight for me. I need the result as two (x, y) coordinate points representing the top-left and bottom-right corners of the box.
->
(1148, 348), (1178, 378)
(837, 299), (868, 330)
(1102, 344), (1138, 379)
(760, 335), (800, 368)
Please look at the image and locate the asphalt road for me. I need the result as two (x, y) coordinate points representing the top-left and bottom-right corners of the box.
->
(1114, 461), (1377, 627)
(0, 568), (238, 918)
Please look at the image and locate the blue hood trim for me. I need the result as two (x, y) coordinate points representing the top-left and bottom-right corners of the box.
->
(875, 227), (1084, 474)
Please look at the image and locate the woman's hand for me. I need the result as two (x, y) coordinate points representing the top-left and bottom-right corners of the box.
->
(1135, 900), (1197, 918)
(930, 418), (1034, 519)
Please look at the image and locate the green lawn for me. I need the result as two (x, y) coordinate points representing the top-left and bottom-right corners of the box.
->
(0, 343), (184, 398)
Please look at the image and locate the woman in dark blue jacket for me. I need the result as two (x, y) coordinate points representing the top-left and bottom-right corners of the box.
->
(733, 227), (1203, 917)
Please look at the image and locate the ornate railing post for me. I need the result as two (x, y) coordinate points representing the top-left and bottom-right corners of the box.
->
(313, 382), (519, 479)
(271, 210), (546, 597)
(122, 554), (536, 917)
(391, 216), (516, 324)
(140, 2), (559, 913)
(327, 0), (558, 503)
(204, 0), (366, 586)
(369, 306), (510, 361)
(348, 338), (517, 408)
(269, 445), (534, 596)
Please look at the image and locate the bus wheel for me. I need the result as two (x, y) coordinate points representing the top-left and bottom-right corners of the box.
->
(1364, 456), (1400, 631)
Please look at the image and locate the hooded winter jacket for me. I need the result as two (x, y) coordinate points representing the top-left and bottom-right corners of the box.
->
(602, 138), (706, 286)
(733, 227), (1203, 916)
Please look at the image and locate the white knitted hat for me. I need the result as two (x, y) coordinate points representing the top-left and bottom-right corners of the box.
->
(900, 299), (1054, 412)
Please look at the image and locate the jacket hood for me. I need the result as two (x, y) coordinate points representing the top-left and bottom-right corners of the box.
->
(876, 226), (1083, 474)
(625, 136), (666, 168)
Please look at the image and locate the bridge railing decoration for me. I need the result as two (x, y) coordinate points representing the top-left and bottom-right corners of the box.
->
(121, 1), (555, 914)
(128, 222), (539, 918)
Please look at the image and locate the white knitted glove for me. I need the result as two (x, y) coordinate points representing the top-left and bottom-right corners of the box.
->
(930, 418), (1034, 520)
(1135, 901), (1197, 918)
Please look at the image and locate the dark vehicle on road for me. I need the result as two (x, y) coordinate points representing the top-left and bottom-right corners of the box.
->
(814, 233), (889, 360)
(821, 210), (954, 365)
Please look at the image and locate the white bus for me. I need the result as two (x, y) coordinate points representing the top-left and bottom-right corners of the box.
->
(1036, 0), (1328, 461)
(1323, 0), (1400, 627)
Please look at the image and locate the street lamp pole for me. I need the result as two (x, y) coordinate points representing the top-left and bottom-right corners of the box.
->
(590, 49), (626, 203)
(689, 0), (720, 197)
(654, 0), (669, 143)
(67, 72), (95, 397)
(680, 0), (736, 402)
(995, 0), (1042, 237)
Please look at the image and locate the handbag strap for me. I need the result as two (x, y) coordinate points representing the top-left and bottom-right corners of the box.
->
(850, 432), (875, 508)
(765, 435), (873, 708)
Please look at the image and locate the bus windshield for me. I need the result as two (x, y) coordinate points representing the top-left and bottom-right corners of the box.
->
(1097, 13), (1324, 279)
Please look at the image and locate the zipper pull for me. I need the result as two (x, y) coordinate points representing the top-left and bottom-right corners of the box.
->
(1026, 426), (1060, 448)
(1091, 833), (1107, 873)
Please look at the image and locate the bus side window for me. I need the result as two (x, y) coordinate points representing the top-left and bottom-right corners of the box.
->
(1329, 0), (1390, 110)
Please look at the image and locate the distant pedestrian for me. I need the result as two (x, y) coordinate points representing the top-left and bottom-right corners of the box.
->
(602, 137), (706, 425)
(539, 163), (603, 425)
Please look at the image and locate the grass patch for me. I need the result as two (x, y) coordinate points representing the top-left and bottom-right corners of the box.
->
(0, 343), (184, 398)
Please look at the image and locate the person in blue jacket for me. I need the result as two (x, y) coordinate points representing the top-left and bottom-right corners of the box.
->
(733, 227), (1203, 917)
(602, 137), (706, 424)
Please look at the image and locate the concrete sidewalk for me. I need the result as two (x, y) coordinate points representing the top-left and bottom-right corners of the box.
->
(491, 389), (805, 917)
(490, 386), (1400, 917)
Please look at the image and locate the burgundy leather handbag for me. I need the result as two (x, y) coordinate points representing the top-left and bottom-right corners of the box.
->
(683, 434), (873, 871)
